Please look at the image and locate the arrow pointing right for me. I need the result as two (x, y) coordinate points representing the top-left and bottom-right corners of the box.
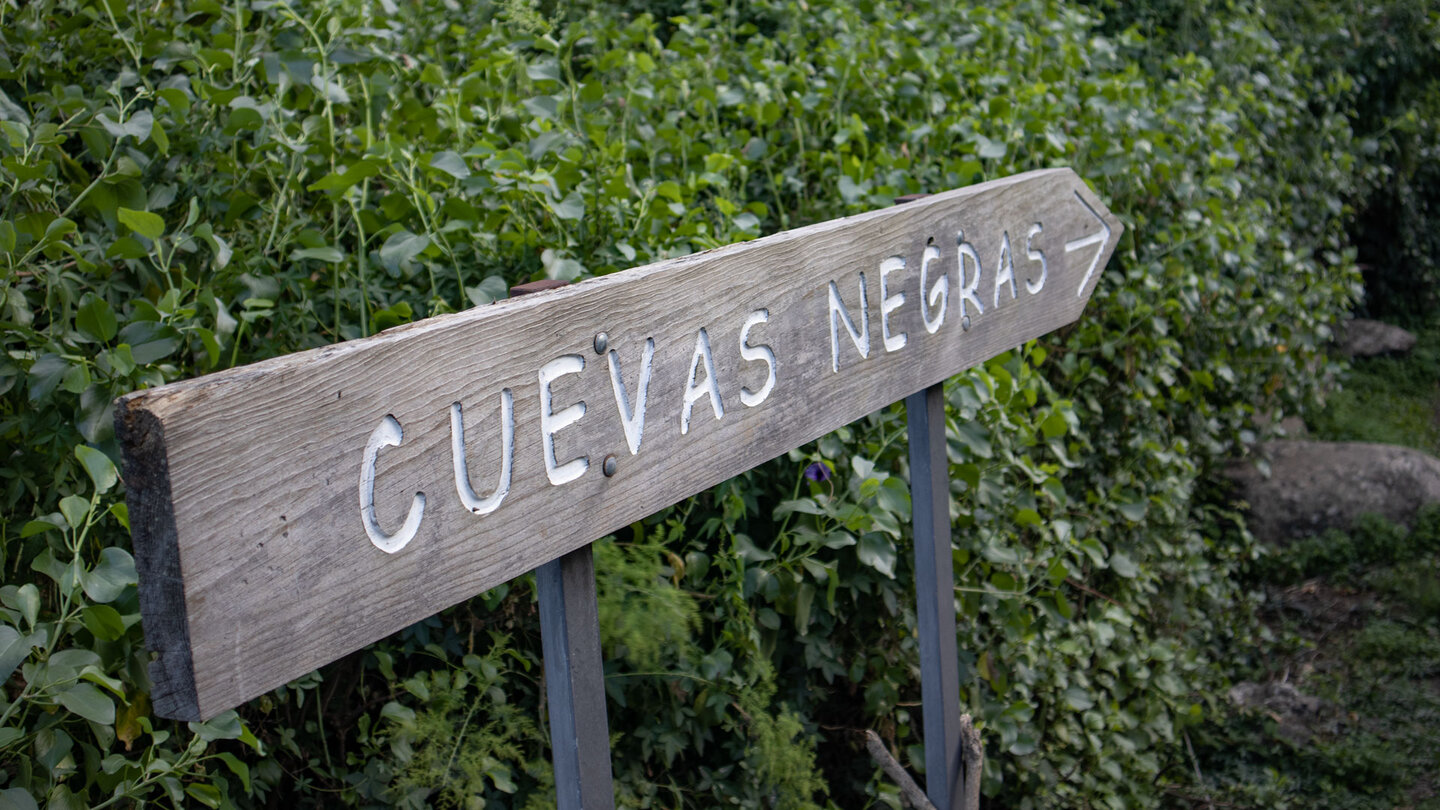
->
(1064, 190), (1112, 297)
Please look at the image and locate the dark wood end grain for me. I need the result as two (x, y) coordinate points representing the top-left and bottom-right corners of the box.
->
(115, 397), (200, 721)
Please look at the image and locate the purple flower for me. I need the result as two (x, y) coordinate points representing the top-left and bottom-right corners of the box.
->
(804, 461), (832, 482)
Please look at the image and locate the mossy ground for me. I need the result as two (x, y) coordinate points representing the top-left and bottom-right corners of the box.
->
(1178, 529), (1440, 808)
(1177, 327), (1440, 808)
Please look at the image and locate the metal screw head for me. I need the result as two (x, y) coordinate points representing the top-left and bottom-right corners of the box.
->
(593, 332), (608, 354)
(602, 454), (617, 477)
(961, 315), (972, 332)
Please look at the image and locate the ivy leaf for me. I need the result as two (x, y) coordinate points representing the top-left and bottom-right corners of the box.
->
(190, 710), (244, 742)
(216, 752), (252, 791)
(185, 784), (223, 808)
(14, 583), (39, 629)
(428, 150), (471, 180)
(1116, 500), (1147, 523)
(58, 682), (115, 724)
(117, 207), (165, 240)
(310, 75), (351, 104)
(379, 231), (430, 272)
(290, 246), (344, 263)
(526, 59), (561, 83)
(307, 159), (381, 193)
(83, 547), (137, 603)
(1063, 687), (1095, 711)
(732, 534), (774, 563)
(98, 109), (154, 142)
(1014, 507), (1043, 527)
(1109, 552), (1139, 579)
(75, 444), (117, 494)
(0, 788), (37, 810)
(465, 276), (510, 306)
(76, 293), (118, 343)
(975, 134), (1008, 159)
(82, 604), (125, 641)
(117, 321), (181, 364)
(27, 353), (68, 402)
(549, 191), (585, 221)
(795, 582), (815, 633)
(857, 533), (897, 578)
(1041, 410), (1069, 439)
(59, 494), (90, 529)
(522, 94), (559, 122)
(0, 626), (39, 683)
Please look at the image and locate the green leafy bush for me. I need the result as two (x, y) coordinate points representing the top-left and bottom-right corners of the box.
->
(0, 0), (1386, 807)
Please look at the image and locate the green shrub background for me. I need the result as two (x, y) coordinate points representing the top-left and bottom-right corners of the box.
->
(0, 0), (1432, 807)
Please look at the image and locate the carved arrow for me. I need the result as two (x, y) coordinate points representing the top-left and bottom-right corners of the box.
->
(1064, 190), (1113, 297)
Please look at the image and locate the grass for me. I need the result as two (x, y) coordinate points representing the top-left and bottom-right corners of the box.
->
(1308, 319), (1440, 454)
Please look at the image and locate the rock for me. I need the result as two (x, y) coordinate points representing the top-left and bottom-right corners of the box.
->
(1338, 318), (1417, 357)
(1276, 415), (1307, 438)
(1227, 440), (1440, 543)
(1228, 681), (1327, 745)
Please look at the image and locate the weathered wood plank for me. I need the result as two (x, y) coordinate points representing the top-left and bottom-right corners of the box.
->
(117, 167), (1121, 719)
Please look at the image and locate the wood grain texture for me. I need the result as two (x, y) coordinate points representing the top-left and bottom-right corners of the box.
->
(117, 167), (1122, 720)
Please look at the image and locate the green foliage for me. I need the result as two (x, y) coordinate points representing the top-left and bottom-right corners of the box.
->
(1258, 507), (1440, 585)
(595, 530), (701, 672)
(738, 667), (827, 810)
(0, 0), (1400, 806)
(380, 640), (550, 808)
(1310, 318), (1440, 453)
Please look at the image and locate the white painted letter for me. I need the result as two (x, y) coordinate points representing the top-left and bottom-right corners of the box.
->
(828, 273), (870, 373)
(451, 390), (514, 516)
(539, 354), (588, 486)
(739, 309), (777, 407)
(682, 327), (724, 434)
(957, 233), (984, 322)
(608, 338), (655, 456)
(993, 230), (1017, 308)
(919, 242), (947, 334)
(359, 415), (425, 554)
(1025, 222), (1048, 294)
(879, 256), (907, 353)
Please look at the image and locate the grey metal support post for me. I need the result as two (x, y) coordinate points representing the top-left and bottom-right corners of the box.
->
(536, 546), (616, 810)
(906, 382), (963, 810)
(512, 279), (616, 810)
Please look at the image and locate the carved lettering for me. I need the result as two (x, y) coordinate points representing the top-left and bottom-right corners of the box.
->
(539, 355), (588, 485)
(739, 310), (777, 408)
(828, 274), (870, 372)
(879, 256), (907, 353)
(359, 415), (425, 554)
(681, 327), (724, 434)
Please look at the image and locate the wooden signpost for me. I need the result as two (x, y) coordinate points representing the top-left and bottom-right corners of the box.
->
(117, 167), (1120, 809)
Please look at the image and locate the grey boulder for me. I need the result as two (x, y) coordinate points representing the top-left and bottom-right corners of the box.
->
(1228, 440), (1440, 543)
(1338, 318), (1417, 357)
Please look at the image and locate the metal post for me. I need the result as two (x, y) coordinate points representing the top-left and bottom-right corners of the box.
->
(536, 546), (616, 810)
(906, 382), (963, 810)
(512, 279), (615, 810)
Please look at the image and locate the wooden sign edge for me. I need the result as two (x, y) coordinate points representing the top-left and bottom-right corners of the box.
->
(115, 166), (1122, 720)
(115, 404), (199, 718)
